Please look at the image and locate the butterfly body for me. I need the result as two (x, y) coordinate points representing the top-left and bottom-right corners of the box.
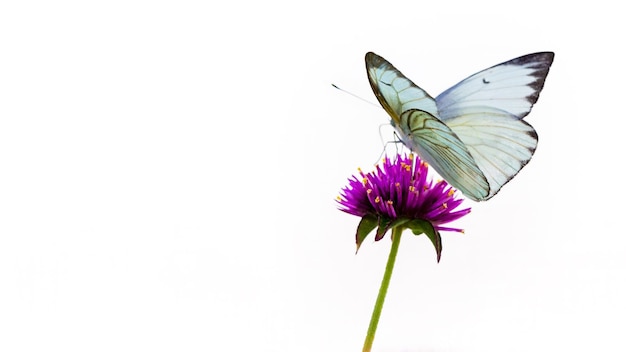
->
(365, 52), (554, 201)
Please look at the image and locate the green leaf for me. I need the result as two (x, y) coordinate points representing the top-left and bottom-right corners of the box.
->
(408, 219), (442, 262)
(355, 214), (378, 253)
(374, 217), (392, 241)
(385, 218), (410, 241)
(406, 219), (431, 236)
(389, 217), (411, 230)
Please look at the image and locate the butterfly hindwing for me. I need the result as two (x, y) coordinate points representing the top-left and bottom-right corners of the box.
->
(399, 109), (489, 201)
(443, 106), (538, 199)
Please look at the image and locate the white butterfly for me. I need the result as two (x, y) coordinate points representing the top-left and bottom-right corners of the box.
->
(365, 52), (554, 201)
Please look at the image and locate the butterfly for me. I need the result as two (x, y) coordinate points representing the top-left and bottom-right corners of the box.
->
(365, 51), (554, 201)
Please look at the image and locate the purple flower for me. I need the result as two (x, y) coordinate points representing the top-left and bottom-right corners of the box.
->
(337, 153), (471, 261)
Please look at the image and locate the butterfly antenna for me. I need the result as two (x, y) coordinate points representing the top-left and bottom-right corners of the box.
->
(331, 84), (380, 109)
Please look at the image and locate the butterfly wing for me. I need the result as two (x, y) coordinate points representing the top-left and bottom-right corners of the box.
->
(365, 52), (489, 201)
(443, 107), (538, 200)
(437, 52), (554, 119)
(365, 52), (439, 122)
(398, 109), (490, 201)
(436, 52), (554, 199)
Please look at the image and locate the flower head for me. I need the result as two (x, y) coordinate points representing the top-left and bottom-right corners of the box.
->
(337, 153), (471, 261)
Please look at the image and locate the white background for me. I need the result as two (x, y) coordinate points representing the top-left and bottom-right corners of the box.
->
(1, 1), (623, 351)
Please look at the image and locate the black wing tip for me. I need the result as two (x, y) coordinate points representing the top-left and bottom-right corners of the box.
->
(511, 52), (555, 66)
(515, 52), (555, 107)
(365, 52), (387, 67)
(365, 52), (377, 61)
(542, 51), (555, 62)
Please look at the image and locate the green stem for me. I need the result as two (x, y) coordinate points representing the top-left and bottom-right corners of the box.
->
(362, 227), (403, 352)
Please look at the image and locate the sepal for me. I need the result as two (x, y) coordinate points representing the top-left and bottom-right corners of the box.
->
(407, 219), (442, 262)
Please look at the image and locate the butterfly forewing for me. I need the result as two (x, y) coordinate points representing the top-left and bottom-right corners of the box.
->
(436, 52), (554, 120)
(365, 52), (439, 121)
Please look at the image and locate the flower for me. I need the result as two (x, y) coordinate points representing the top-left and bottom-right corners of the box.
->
(337, 153), (471, 261)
